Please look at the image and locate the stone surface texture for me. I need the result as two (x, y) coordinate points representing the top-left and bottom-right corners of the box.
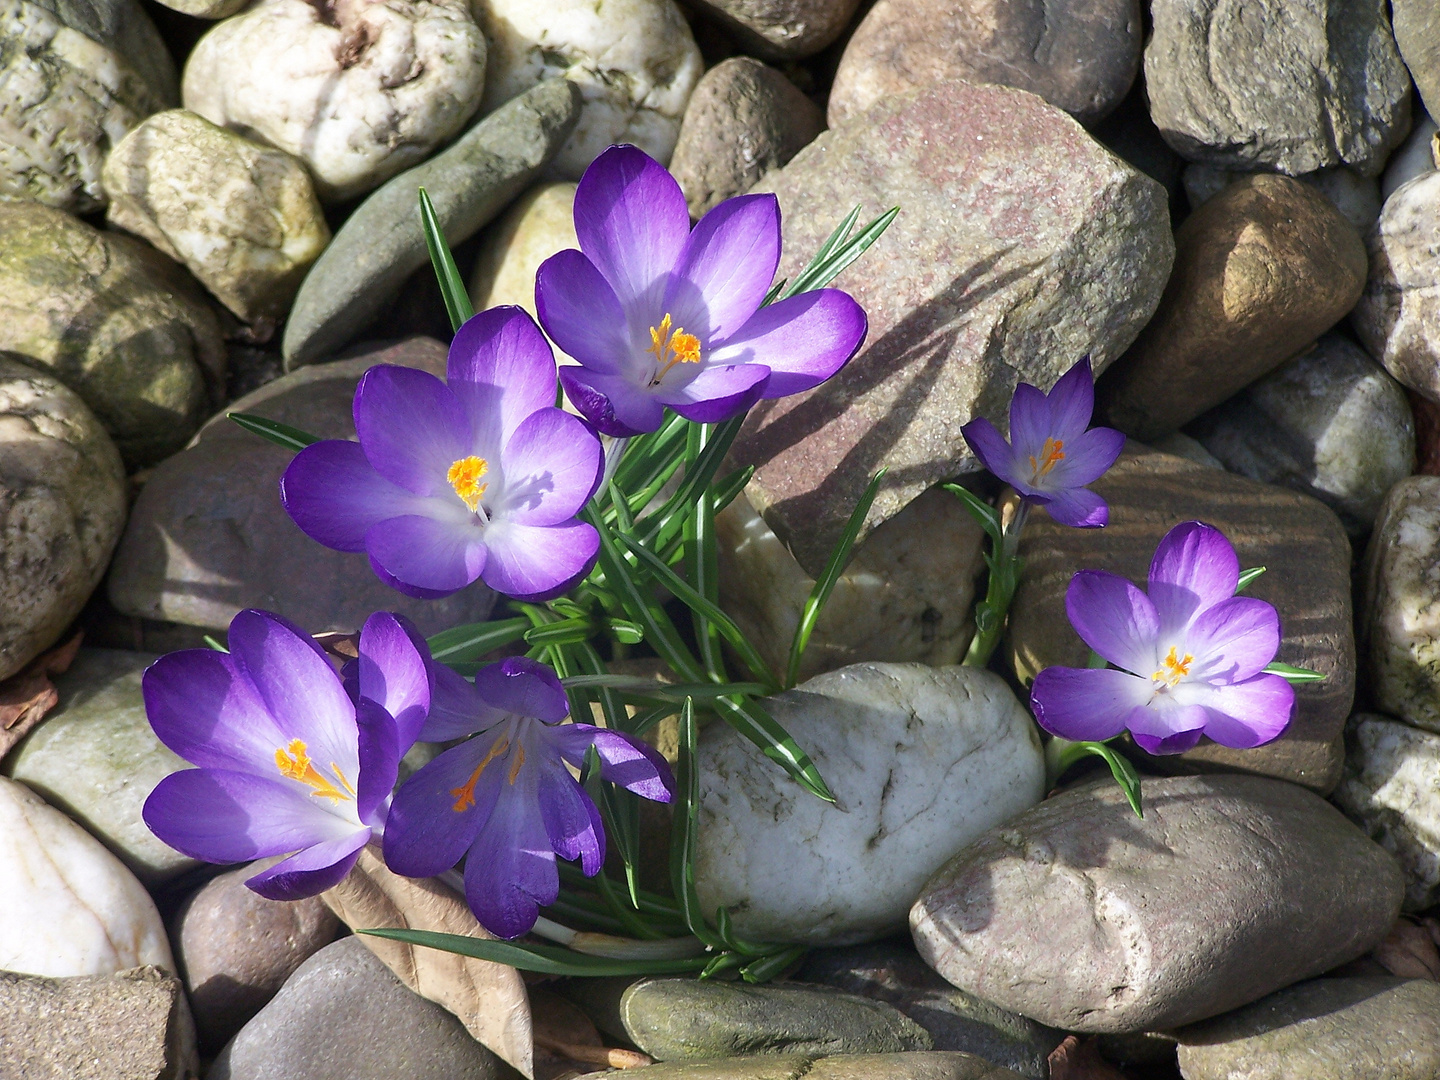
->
(107, 338), (498, 636)
(1187, 334), (1415, 536)
(1361, 476), (1440, 733)
(0, 0), (170, 211)
(1335, 714), (1440, 912)
(617, 978), (932, 1061)
(1099, 173), (1366, 440)
(28, 0), (178, 103)
(910, 774), (1404, 1033)
(4, 649), (195, 883)
(1145, 0), (1412, 177)
(670, 56), (824, 219)
(0, 966), (198, 1080)
(208, 937), (499, 1080)
(0, 356), (126, 682)
(476, 0), (702, 179)
(597, 1052), (1027, 1080)
(102, 109), (331, 323)
(1354, 171), (1440, 403)
(687, 0), (860, 59)
(829, 0), (1141, 128)
(1174, 977), (1440, 1080)
(182, 0), (487, 203)
(1010, 443), (1356, 794)
(716, 488), (985, 684)
(1183, 162), (1382, 233)
(1382, 111), (1438, 201)
(0, 775), (173, 977)
(695, 663), (1045, 945)
(733, 78), (1173, 575)
(0, 200), (224, 467)
(174, 858), (340, 1053)
(282, 79), (579, 367)
(467, 180), (577, 333)
(1393, 0), (1440, 123)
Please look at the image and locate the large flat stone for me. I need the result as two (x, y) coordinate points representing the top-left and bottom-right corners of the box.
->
(731, 78), (1173, 576)
(1009, 443), (1356, 794)
(589, 1052), (1026, 1080)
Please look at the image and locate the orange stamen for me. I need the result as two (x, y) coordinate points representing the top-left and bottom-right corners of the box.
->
(449, 736), (510, 812)
(274, 739), (353, 802)
(1151, 645), (1194, 689)
(647, 313), (701, 385)
(1028, 437), (1066, 482)
(447, 456), (489, 513)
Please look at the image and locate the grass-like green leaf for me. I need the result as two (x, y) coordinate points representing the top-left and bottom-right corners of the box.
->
(740, 946), (807, 984)
(226, 412), (322, 453)
(636, 414), (746, 549)
(710, 465), (755, 516)
(418, 186), (474, 333)
(203, 635), (228, 653)
(670, 698), (726, 949)
(1053, 740), (1143, 817)
(1263, 661), (1326, 684)
(785, 469), (886, 689)
(1235, 566), (1268, 593)
(357, 928), (711, 976)
(426, 618), (529, 663)
(782, 206), (898, 299)
(710, 694), (835, 804)
(942, 483), (1003, 547)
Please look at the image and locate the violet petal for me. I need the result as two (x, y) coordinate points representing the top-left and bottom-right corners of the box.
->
(1029, 666), (1147, 742)
(708, 289), (867, 398)
(353, 365), (472, 497)
(664, 193), (779, 341)
(244, 830), (369, 901)
(281, 440), (421, 553)
(364, 514), (488, 595)
(1064, 570), (1159, 675)
(478, 518), (599, 602)
(498, 407), (603, 526)
(473, 657), (570, 722)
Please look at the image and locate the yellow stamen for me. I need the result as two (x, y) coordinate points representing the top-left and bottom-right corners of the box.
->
(274, 739), (353, 802)
(647, 313), (701, 385)
(507, 743), (526, 785)
(1028, 437), (1066, 482)
(447, 456), (489, 513)
(449, 736), (510, 812)
(1151, 645), (1194, 689)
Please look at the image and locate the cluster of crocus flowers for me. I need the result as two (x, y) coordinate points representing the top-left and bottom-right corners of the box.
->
(142, 610), (431, 899)
(280, 306), (603, 601)
(535, 144), (869, 435)
(384, 657), (674, 939)
(961, 357), (1125, 528)
(1029, 521), (1295, 755)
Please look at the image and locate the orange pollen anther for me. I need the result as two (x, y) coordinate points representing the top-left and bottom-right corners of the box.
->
(647, 313), (701, 384)
(1028, 437), (1066, 482)
(274, 739), (354, 802)
(449, 736), (511, 812)
(447, 456), (489, 513)
(1151, 646), (1194, 689)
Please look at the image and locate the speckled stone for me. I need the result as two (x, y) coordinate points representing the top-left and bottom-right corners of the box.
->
(1361, 476), (1440, 734)
(1394, 0), (1440, 123)
(911, 775), (1404, 1033)
(1182, 162), (1382, 233)
(685, 0), (861, 59)
(586, 1052), (1027, 1080)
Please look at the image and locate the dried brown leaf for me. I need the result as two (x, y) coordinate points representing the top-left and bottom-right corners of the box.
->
(1373, 918), (1440, 981)
(1047, 1036), (1127, 1080)
(322, 847), (533, 1076)
(0, 633), (83, 762)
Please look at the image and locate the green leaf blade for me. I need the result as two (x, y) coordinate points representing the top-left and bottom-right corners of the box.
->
(418, 187), (474, 333)
(227, 412), (323, 453)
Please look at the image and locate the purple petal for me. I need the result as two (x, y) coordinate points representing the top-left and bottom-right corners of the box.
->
(244, 831), (369, 901)
(365, 514), (487, 595)
(1029, 666), (1148, 742)
(1043, 487), (1109, 528)
(421, 664), (503, 742)
(535, 250), (633, 375)
(474, 657), (569, 722)
(653, 363), (770, 424)
(708, 289), (867, 398)
(1064, 570), (1159, 675)
(1184, 596), (1282, 683)
(367, 553), (460, 600)
(227, 610), (359, 782)
(354, 699), (401, 826)
(1131, 726), (1206, 756)
(1043, 426), (1125, 490)
(357, 612), (432, 749)
(448, 306), (560, 451)
(1178, 674), (1295, 749)
(550, 725), (675, 801)
(1043, 357), (1097, 441)
(535, 761), (605, 875)
(1007, 382), (1053, 464)
(463, 776), (558, 939)
(143, 648), (287, 773)
(281, 440), (421, 553)
(498, 407), (603, 526)
(960, 417), (1024, 488)
(559, 366), (665, 437)
(574, 145), (690, 309)
(1148, 522), (1241, 641)
(1127, 700), (1209, 755)
(479, 519), (599, 602)
(664, 193), (779, 341)
(354, 365), (471, 496)
(383, 737), (504, 878)
(143, 768), (357, 863)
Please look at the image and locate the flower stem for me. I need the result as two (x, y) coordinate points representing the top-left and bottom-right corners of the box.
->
(963, 499), (1030, 668)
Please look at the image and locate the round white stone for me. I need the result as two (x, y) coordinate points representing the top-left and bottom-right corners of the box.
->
(694, 662), (1046, 946)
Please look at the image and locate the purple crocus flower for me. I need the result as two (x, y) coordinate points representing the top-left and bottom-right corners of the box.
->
(960, 357), (1125, 528)
(281, 306), (603, 601)
(142, 610), (431, 900)
(383, 656), (674, 939)
(1029, 521), (1295, 755)
(534, 144), (868, 436)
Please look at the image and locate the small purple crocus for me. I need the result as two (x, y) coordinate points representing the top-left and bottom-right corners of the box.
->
(281, 306), (603, 601)
(383, 656), (674, 939)
(534, 144), (869, 436)
(142, 610), (431, 900)
(1029, 521), (1295, 755)
(960, 357), (1125, 528)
